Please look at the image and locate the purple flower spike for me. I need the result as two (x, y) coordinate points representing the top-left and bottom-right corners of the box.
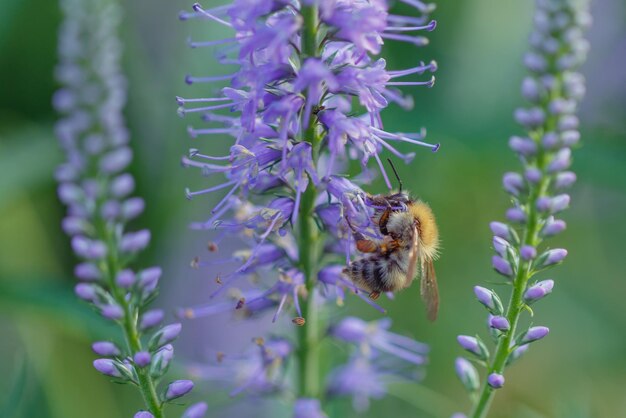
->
(492, 255), (514, 278)
(182, 402), (208, 418)
(489, 316), (510, 331)
(134, 351), (151, 368)
(165, 379), (194, 401)
(524, 280), (554, 304)
(92, 341), (121, 357)
(294, 398), (327, 418)
(487, 373), (505, 389)
(134, 411), (154, 418)
(455, 357), (479, 392)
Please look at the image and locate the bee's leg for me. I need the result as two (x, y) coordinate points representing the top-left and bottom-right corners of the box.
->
(369, 291), (381, 300)
(379, 206), (391, 236)
(346, 217), (379, 253)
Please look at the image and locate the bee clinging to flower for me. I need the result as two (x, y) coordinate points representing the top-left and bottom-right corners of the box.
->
(344, 160), (440, 321)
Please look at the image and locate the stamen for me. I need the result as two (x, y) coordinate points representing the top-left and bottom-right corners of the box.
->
(381, 33), (430, 47)
(187, 127), (239, 138)
(373, 152), (393, 190)
(185, 74), (235, 85)
(385, 20), (437, 32)
(387, 75), (436, 87)
(188, 37), (238, 49)
(178, 101), (235, 116)
(185, 180), (237, 200)
(176, 96), (230, 105)
(388, 61), (437, 78)
(191, 3), (232, 27)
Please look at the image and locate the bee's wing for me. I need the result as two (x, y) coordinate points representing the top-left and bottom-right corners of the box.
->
(420, 258), (439, 321)
(405, 225), (420, 283)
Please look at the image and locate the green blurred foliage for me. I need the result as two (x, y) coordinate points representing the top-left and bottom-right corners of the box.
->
(0, 0), (625, 417)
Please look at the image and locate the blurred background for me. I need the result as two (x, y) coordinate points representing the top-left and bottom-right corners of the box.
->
(1, 0), (625, 417)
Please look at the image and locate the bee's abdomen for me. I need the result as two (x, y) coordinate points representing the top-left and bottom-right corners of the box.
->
(348, 255), (404, 293)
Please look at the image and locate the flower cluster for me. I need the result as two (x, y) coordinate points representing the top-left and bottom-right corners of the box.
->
(327, 317), (428, 411)
(453, 0), (590, 416)
(178, 0), (438, 414)
(54, 0), (203, 416)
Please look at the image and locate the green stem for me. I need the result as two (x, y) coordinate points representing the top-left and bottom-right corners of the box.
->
(470, 78), (560, 418)
(296, 3), (323, 400)
(99, 221), (165, 418)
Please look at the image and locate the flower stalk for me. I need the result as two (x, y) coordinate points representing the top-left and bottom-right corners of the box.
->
(452, 1), (591, 417)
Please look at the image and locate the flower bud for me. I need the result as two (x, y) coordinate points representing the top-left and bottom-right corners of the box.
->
(492, 255), (513, 277)
(502, 172), (525, 196)
(505, 208), (527, 224)
(547, 148), (572, 173)
(165, 379), (194, 401)
(182, 402), (208, 418)
(541, 132), (559, 149)
(509, 136), (537, 156)
(536, 194), (570, 213)
(524, 280), (554, 304)
(457, 335), (489, 360)
(100, 303), (124, 320)
(554, 171), (576, 189)
(520, 245), (537, 260)
(134, 351), (151, 368)
(134, 411), (154, 418)
(120, 230), (151, 253)
(75, 263), (102, 281)
(489, 315), (510, 331)
(518, 326), (550, 344)
(151, 344), (174, 377)
(489, 222), (518, 243)
(140, 309), (165, 330)
(116, 269), (135, 288)
(150, 323), (182, 350)
(473, 286), (504, 315)
(506, 344), (529, 366)
(92, 341), (121, 357)
(75, 283), (98, 302)
(455, 357), (479, 392)
(534, 248), (568, 269)
(524, 167), (542, 184)
(541, 218), (566, 237)
(487, 373), (505, 389)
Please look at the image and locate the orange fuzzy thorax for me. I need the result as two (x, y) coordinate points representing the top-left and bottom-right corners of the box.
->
(410, 200), (439, 258)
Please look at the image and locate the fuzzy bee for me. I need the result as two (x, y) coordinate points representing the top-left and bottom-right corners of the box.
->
(344, 161), (440, 321)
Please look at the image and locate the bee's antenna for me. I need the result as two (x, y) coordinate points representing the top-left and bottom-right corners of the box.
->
(387, 158), (403, 193)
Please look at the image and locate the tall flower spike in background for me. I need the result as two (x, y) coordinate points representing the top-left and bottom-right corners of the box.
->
(453, 0), (590, 417)
(179, 0), (438, 414)
(54, 0), (204, 416)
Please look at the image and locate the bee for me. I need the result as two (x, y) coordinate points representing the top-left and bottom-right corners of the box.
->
(343, 160), (440, 321)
